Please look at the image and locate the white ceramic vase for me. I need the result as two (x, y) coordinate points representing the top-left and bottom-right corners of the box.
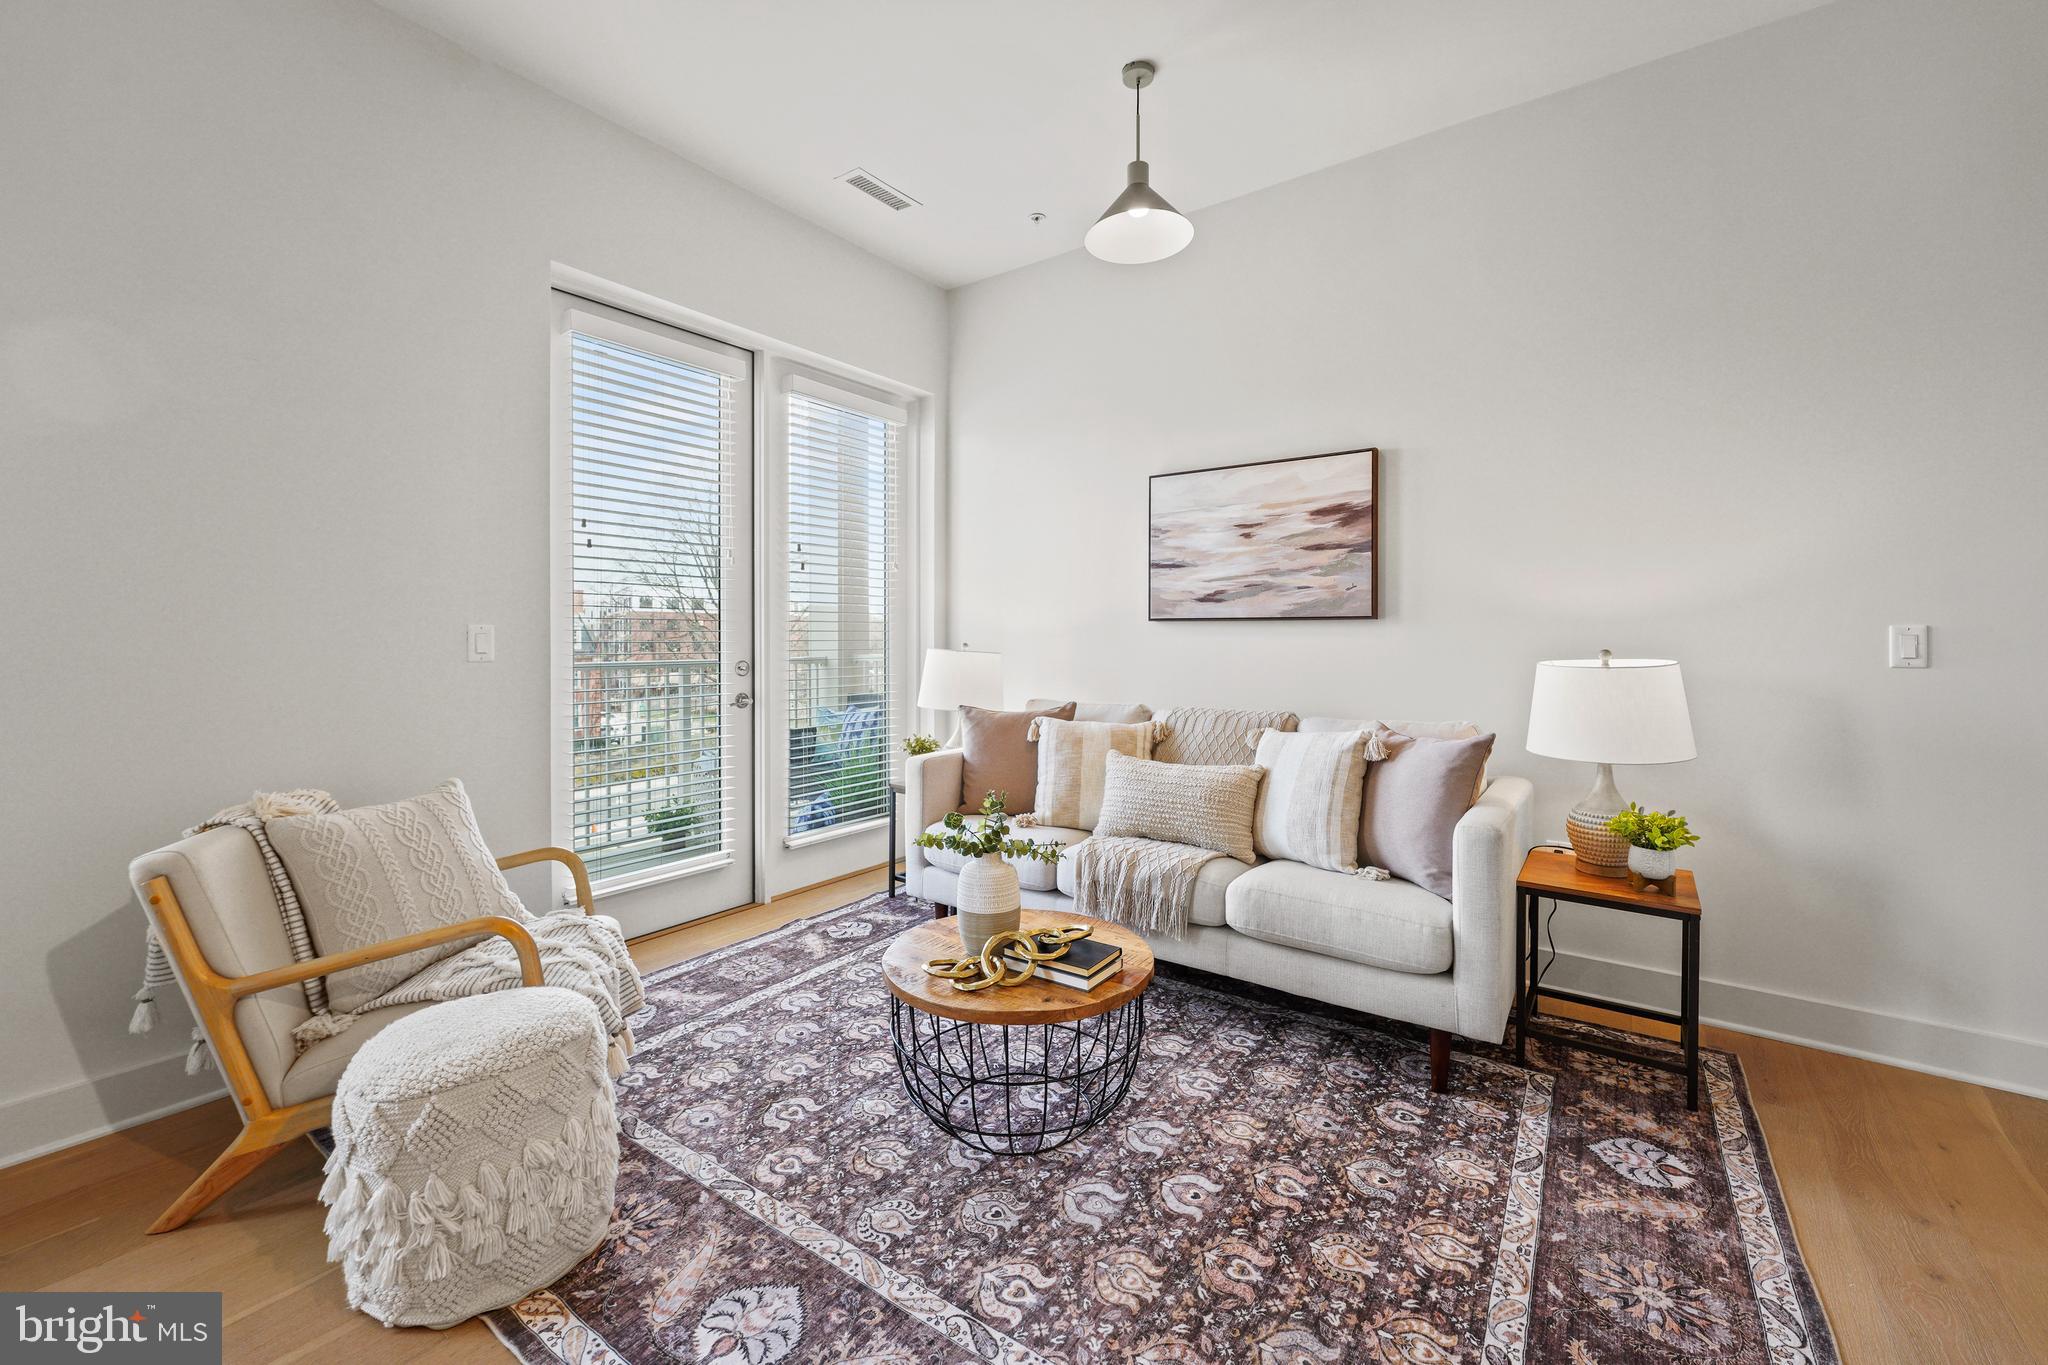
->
(1628, 845), (1677, 884)
(956, 853), (1020, 955)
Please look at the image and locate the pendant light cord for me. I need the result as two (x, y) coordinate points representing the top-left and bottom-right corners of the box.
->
(1134, 81), (1143, 161)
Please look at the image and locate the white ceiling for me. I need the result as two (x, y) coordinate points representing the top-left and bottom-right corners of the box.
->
(376, 0), (1832, 288)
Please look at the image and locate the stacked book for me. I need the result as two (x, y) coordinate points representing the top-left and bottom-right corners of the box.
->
(1001, 934), (1124, 992)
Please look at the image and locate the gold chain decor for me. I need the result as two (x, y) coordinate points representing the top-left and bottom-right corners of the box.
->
(923, 926), (1094, 992)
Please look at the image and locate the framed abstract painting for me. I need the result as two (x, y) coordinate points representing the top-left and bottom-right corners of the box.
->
(1148, 447), (1378, 620)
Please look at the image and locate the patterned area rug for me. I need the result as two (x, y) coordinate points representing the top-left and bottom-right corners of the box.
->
(485, 894), (1836, 1364)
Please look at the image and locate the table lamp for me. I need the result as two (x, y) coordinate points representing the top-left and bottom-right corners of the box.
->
(1526, 650), (1696, 878)
(917, 648), (1004, 747)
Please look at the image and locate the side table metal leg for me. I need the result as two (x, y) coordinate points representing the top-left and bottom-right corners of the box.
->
(1683, 917), (1701, 1111)
(887, 791), (900, 897)
(1513, 889), (1528, 1065)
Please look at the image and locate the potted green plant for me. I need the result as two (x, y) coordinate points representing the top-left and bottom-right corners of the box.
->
(1605, 803), (1699, 891)
(913, 792), (1064, 952)
(645, 802), (698, 853)
(903, 734), (939, 757)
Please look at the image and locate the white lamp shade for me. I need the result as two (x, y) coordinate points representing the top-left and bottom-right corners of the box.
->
(917, 648), (1004, 712)
(1527, 658), (1696, 765)
(1084, 161), (1194, 264)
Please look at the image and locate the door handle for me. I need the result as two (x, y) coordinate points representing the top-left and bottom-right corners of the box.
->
(730, 691), (753, 710)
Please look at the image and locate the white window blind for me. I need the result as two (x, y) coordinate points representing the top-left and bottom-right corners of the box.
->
(785, 388), (901, 838)
(566, 328), (738, 883)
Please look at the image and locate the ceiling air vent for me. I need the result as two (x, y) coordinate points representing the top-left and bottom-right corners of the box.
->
(837, 167), (920, 212)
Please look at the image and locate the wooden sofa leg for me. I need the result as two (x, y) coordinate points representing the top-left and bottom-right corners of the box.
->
(1429, 1029), (1451, 1094)
(148, 1127), (288, 1234)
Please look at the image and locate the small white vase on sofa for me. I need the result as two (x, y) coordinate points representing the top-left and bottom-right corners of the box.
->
(956, 852), (1020, 954)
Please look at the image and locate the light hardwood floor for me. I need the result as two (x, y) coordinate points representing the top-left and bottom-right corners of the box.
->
(3, 868), (2042, 1364)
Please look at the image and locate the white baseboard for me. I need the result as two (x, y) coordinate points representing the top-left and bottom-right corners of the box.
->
(1540, 949), (2048, 1100)
(0, 1050), (227, 1169)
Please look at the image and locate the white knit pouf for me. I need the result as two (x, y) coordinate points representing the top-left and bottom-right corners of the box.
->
(320, 987), (619, 1328)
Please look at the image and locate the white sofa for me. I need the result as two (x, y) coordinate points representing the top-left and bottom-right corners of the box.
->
(904, 707), (1533, 1089)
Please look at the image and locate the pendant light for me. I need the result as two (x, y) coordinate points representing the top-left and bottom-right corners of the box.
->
(1084, 60), (1194, 265)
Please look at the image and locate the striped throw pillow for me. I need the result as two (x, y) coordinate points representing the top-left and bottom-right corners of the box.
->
(1250, 728), (1373, 873)
(1024, 717), (1157, 830)
(1094, 751), (1263, 863)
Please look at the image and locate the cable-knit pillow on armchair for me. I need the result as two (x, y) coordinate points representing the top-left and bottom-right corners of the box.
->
(267, 779), (528, 1014)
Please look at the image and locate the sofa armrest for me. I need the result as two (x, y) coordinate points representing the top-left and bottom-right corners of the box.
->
(904, 749), (965, 889)
(1450, 776), (1533, 1044)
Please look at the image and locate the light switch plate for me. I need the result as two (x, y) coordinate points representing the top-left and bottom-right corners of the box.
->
(1889, 623), (1927, 669)
(468, 623), (496, 663)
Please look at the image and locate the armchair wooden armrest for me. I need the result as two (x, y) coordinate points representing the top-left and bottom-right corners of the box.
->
(225, 915), (542, 997)
(497, 845), (595, 915)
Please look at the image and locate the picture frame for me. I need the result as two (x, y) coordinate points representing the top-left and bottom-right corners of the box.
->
(1148, 447), (1379, 621)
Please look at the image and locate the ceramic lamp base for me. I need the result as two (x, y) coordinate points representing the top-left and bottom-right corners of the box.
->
(1567, 809), (1631, 878)
(1566, 762), (1630, 878)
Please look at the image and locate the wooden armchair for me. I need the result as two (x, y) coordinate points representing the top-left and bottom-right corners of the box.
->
(128, 831), (595, 1233)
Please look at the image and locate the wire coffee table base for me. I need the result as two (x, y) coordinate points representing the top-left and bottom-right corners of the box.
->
(889, 994), (1146, 1155)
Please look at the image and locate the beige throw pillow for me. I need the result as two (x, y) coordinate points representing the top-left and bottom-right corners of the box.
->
(267, 779), (528, 1013)
(1094, 751), (1262, 863)
(1025, 717), (1157, 830)
(1360, 730), (1497, 899)
(1251, 728), (1372, 872)
(958, 702), (1074, 814)
(1155, 706), (1299, 766)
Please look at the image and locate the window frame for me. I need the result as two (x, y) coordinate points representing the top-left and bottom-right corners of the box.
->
(763, 359), (918, 862)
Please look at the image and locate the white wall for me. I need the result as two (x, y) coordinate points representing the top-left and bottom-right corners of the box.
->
(0, 0), (947, 1163)
(949, 0), (2048, 1095)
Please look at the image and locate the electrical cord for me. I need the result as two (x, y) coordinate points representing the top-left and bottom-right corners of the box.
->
(1530, 840), (1573, 994)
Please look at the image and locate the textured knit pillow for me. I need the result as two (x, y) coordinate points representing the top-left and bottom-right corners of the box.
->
(1155, 706), (1298, 765)
(957, 701), (1074, 814)
(1024, 717), (1157, 830)
(1360, 730), (1497, 898)
(1094, 751), (1262, 862)
(1250, 728), (1373, 872)
(267, 779), (528, 1013)
(1026, 699), (1154, 724)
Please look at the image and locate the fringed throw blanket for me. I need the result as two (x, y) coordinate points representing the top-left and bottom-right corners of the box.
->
(1070, 835), (1224, 939)
(304, 911), (645, 1075)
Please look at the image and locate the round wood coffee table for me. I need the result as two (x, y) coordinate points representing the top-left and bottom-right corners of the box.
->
(881, 909), (1155, 1155)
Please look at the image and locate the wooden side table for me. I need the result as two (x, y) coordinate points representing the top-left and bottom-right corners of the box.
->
(1514, 847), (1703, 1109)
